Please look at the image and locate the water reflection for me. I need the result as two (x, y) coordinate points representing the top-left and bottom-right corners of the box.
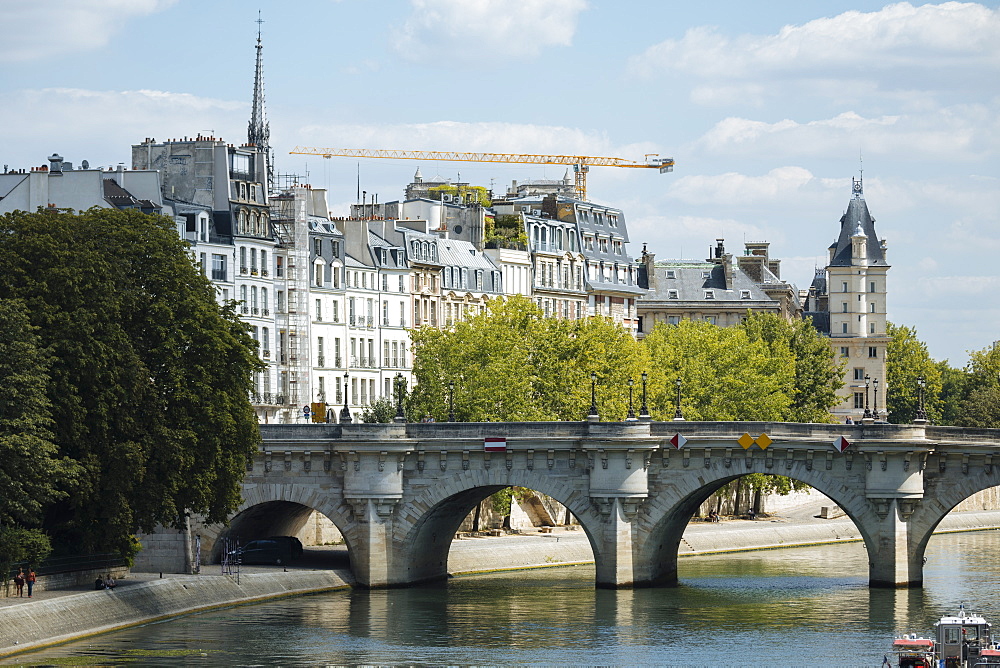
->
(9, 531), (1000, 667)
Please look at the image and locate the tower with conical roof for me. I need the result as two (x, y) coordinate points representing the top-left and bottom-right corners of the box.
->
(248, 14), (273, 192)
(826, 176), (890, 421)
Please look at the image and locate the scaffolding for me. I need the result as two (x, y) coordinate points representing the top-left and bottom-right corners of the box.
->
(270, 187), (312, 421)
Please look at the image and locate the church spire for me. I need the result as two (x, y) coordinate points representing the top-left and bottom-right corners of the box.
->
(248, 12), (273, 192)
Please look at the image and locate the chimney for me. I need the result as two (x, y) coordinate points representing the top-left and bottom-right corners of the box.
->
(48, 153), (64, 174)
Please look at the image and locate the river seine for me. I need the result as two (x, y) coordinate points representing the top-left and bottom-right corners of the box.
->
(11, 530), (1000, 666)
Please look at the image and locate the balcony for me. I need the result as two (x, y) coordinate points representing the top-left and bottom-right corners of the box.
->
(349, 315), (357, 326)
(317, 356), (325, 367)
(252, 307), (259, 315)
(366, 316), (375, 328)
(262, 269), (269, 277)
(334, 356), (342, 367)
(240, 267), (248, 275)
(262, 349), (270, 358)
(241, 306), (249, 314)
(262, 308), (269, 316)
(251, 268), (259, 276)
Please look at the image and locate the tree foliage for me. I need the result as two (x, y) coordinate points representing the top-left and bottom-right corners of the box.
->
(956, 344), (1000, 428)
(0, 208), (263, 558)
(361, 397), (397, 423)
(886, 322), (943, 424)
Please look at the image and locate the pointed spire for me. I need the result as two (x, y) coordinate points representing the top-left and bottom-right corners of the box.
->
(248, 11), (273, 192)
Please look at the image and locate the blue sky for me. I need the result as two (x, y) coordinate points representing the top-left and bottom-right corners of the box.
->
(2, 0), (998, 366)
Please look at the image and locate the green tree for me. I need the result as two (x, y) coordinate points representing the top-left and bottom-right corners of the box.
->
(641, 320), (793, 420)
(361, 397), (396, 423)
(741, 313), (843, 422)
(885, 323), (943, 424)
(956, 344), (1000, 428)
(0, 299), (68, 584)
(408, 296), (646, 421)
(936, 361), (968, 426)
(0, 208), (263, 559)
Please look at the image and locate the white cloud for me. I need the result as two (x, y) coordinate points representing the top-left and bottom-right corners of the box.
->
(668, 166), (817, 206)
(291, 119), (624, 157)
(629, 2), (1000, 96)
(0, 0), (176, 63)
(693, 106), (998, 161)
(391, 0), (587, 63)
(0, 88), (246, 168)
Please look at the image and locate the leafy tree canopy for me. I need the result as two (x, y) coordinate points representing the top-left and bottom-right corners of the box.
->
(0, 208), (263, 559)
(956, 343), (1000, 428)
(886, 322), (943, 424)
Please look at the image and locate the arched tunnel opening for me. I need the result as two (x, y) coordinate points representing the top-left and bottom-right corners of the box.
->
(211, 500), (351, 572)
(404, 484), (597, 586)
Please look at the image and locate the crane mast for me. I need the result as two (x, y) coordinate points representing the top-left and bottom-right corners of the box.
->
(288, 146), (674, 201)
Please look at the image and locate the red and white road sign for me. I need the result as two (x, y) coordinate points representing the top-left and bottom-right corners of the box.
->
(669, 433), (688, 449)
(833, 435), (851, 453)
(484, 437), (507, 452)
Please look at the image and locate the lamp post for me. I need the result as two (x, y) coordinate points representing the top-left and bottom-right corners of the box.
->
(863, 374), (872, 420)
(915, 376), (928, 422)
(339, 372), (352, 423)
(873, 378), (880, 421)
(393, 373), (406, 423)
(448, 380), (455, 422)
(639, 371), (651, 420)
(587, 371), (599, 421)
(673, 377), (685, 421)
(626, 378), (637, 421)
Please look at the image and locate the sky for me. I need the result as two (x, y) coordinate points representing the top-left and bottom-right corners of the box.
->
(2, 0), (998, 366)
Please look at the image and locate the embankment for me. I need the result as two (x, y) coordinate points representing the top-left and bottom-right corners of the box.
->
(0, 570), (351, 658)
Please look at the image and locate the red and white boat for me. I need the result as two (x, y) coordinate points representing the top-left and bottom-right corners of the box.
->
(888, 605), (1000, 668)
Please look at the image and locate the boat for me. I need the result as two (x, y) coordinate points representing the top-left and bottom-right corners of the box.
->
(888, 605), (1000, 668)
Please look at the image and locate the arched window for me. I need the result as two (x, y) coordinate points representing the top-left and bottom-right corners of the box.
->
(240, 285), (247, 306)
(238, 209), (248, 235)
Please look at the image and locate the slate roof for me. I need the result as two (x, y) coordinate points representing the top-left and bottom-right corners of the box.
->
(829, 196), (888, 267)
(642, 261), (772, 303)
(436, 237), (498, 272)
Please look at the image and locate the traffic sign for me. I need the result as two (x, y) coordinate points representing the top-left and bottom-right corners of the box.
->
(303, 405), (311, 415)
(833, 435), (851, 453)
(669, 433), (687, 449)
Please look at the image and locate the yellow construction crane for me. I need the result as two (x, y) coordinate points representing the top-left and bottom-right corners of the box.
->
(288, 146), (674, 201)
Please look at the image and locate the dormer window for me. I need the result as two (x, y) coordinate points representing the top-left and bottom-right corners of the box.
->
(666, 270), (676, 279)
(705, 290), (715, 299)
(667, 289), (678, 299)
(740, 290), (751, 299)
(702, 271), (710, 279)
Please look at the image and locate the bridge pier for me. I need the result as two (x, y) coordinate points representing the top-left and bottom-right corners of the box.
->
(867, 497), (923, 588)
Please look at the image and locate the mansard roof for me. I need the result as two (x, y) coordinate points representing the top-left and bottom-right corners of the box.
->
(829, 193), (888, 267)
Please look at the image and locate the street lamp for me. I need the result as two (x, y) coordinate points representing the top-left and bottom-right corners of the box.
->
(863, 374), (872, 420)
(873, 378), (880, 421)
(626, 378), (637, 421)
(393, 373), (406, 423)
(587, 371), (599, 421)
(448, 380), (456, 422)
(673, 377), (685, 421)
(639, 371), (650, 420)
(339, 372), (352, 423)
(916, 376), (928, 422)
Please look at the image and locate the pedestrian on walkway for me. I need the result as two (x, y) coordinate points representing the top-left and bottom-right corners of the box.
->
(26, 568), (36, 598)
(13, 568), (25, 597)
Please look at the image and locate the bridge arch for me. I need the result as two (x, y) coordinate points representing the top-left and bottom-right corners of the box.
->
(637, 460), (877, 585)
(202, 482), (358, 567)
(394, 468), (603, 585)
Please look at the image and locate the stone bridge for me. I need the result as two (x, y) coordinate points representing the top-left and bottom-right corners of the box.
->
(182, 421), (1000, 589)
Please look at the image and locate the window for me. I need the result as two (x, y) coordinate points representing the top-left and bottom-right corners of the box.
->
(843, 282), (848, 292)
(314, 238), (322, 256)
(667, 316), (680, 325)
(869, 347), (878, 358)
(667, 289), (679, 299)
(261, 288), (268, 313)
(262, 328), (269, 355)
(854, 392), (865, 409)
(702, 271), (710, 279)
(740, 290), (751, 299)
(841, 347), (849, 358)
(276, 256), (284, 278)
(842, 302), (848, 312)
(315, 299), (323, 321)
(398, 275), (405, 293)
(240, 247), (247, 273)
(842, 323), (848, 334)
(382, 274), (388, 291)
(870, 303), (876, 313)
(869, 281), (876, 293)
(211, 254), (226, 281)
(332, 300), (339, 323)
(666, 270), (676, 279)
(870, 323), (876, 334)
(854, 368), (865, 381)
(705, 316), (716, 325)
(705, 290), (715, 299)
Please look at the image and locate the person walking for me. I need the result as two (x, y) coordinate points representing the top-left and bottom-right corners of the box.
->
(26, 568), (36, 598)
(13, 568), (25, 597)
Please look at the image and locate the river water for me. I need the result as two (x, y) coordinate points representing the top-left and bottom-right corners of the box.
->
(11, 531), (1000, 667)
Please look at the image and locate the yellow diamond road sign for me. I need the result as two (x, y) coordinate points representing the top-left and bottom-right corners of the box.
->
(756, 433), (772, 449)
(737, 433), (755, 449)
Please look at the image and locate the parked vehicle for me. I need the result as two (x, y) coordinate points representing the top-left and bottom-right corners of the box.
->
(238, 539), (295, 565)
